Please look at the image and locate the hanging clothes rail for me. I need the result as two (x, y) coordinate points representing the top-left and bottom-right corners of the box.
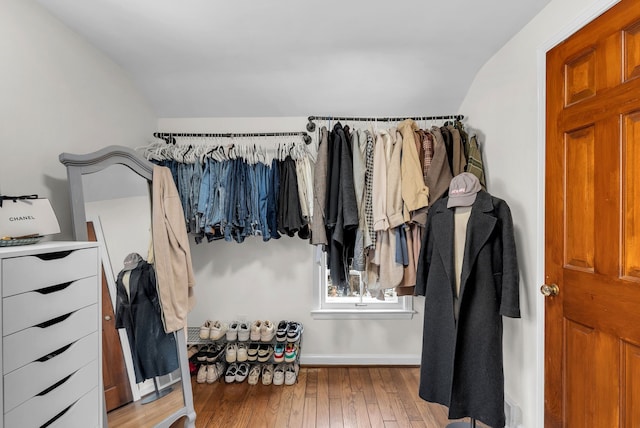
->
(153, 131), (312, 145)
(305, 114), (464, 131)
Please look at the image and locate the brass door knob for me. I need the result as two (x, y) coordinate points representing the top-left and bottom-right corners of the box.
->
(104, 315), (112, 321)
(540, 283), (559, 297)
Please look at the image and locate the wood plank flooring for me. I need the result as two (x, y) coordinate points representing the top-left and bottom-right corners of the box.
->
(108, 367), (487, 428)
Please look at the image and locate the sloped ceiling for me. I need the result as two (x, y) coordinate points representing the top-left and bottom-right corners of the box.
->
(37, 0), (551, 118)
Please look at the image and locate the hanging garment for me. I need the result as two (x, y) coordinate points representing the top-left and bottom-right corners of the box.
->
(425, 127), (454, 205)
(447, 125), (467, 177)
(310, 127), (329, 245)
(277, 156), (309, 238)
(152, 165), (196, 333)
(465, 135), (487, 190)
(115, 257), (179, 383)
(324, 123), (358, 291)
(398, 120), (429, 225)
(414, 190), (520, 428)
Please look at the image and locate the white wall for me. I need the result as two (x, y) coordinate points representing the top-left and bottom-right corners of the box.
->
(0, 0), (156, 240)
(158, 117), (426, 364)
(458, 0), (617, 427)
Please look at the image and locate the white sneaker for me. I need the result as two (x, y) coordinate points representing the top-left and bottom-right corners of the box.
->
(273, 364), (286, 386)
(235, 363), (250, 383)
(225, 342), (238, 363)
(196, 364), (208, 383)
(206, 362), (224, 383)
(261, 364), (274, 385)
(226, 321), (239, 341)
(284, 363), (299, 385)
(236, 343), (248, 362)
(225, 363), (238, 383)
(260, 320), (276, 342)
(250, 320), (263, 341)
(247, 365), (261, 385)
(209, 320), (228, 341)
(199, 320), (213, 340)
(237, 322), (250, 341)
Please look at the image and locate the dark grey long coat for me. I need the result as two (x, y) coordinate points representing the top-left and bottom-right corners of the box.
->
(415, 190), (520, 428)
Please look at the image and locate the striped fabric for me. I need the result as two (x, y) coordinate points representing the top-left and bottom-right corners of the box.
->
(364, 131), (376, 249)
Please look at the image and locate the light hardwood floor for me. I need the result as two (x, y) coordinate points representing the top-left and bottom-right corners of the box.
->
(107, 367), (486, 427)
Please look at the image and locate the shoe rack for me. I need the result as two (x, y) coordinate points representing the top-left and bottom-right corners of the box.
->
(186, 320), (303, 386)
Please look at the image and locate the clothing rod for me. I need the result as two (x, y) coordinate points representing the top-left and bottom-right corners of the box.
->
(153, 131), (312, 145)
(307, 114), (464, 122)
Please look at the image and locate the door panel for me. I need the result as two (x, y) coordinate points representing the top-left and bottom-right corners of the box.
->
(87, 222), (133, 411)
(545, 0), (640, 426)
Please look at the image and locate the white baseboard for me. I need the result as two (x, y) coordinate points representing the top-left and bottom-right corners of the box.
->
(299, 354), (421, 366)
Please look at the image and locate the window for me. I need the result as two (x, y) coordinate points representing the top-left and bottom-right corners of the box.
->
(311, 248), (415, 319)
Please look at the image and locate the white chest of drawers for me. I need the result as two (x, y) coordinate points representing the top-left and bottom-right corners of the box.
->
(0, 241), (101, 428)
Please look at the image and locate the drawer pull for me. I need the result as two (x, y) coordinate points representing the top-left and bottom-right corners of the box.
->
(34, 251), (73, 261)
(36, 342), (73, 362)
(37, 372), (73, 397)
(36, 281), (73, 295)
(40, 403), (73, 428)
(36, 312), (72, 328)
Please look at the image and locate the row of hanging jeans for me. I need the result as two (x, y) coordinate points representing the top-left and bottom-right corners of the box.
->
(153, 156), (308, 243)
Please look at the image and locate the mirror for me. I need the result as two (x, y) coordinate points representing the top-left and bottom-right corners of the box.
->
(60, 146), (195, 428)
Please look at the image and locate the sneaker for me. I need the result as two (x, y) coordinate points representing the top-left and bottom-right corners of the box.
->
(247, 343), (259, 362)
(260, 320), (276, 342)
(199, 320), (213, 340)
(273, 364), (286, 385)
(275, 320), (289, 342)
(250, 320), (263, 341)
(226, 321), (239, 341)
(236, 343), (248, 362)
(237, 322), (250, 341)
(284, 343), (297, 363)
(196, 346), (209, 364)
(207, 362), (224, 384)
(284, 363), (299, 385)
(235, 362), (250, 382)
(257, 344), (274, 363)
(273, 343), (285, 363)
(210, 320), (229, 341)
(225, 363), (238, 383)
(196, 364), (208, 383)
(210, 343), (226, 362)
(225, 342), (238, 363)
(286, 322), (302, 342)
(261, 364), (274, 385)
(248, 364), (261, 385)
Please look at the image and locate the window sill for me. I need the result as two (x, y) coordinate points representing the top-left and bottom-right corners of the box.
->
(310, 308), (416, 320)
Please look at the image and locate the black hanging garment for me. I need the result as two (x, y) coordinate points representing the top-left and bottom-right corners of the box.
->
(414, 190), (520, 428)
(115, 257), (179, 383)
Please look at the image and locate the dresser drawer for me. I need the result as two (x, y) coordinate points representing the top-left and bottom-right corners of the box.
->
(4, 359), (98, 428)
(3, 332), (98, 412)
(48, 386), (99, 428)
(1, 247), (98, 297)
(3, 304), (98, 374)
(3, 276), (98, 336)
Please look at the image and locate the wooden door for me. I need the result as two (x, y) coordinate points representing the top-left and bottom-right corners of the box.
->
(87, 222), (133, 411)
(545, 0), (640, 426)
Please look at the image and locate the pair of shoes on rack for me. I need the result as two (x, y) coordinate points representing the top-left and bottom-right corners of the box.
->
(275, 320), (303, 342)
(272, 363), (299, 385)
(225, 362), (250, 383)
(250, 320), (276, 342)
(200, 320), (228, 340)
(273, 342), (298, 363)
(226, 321), (250, 341)
(196, 361), (226, 384)
(226, 343), (249, 363)
(257, 344), (274, 362)
(196, 343), (224, 363)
